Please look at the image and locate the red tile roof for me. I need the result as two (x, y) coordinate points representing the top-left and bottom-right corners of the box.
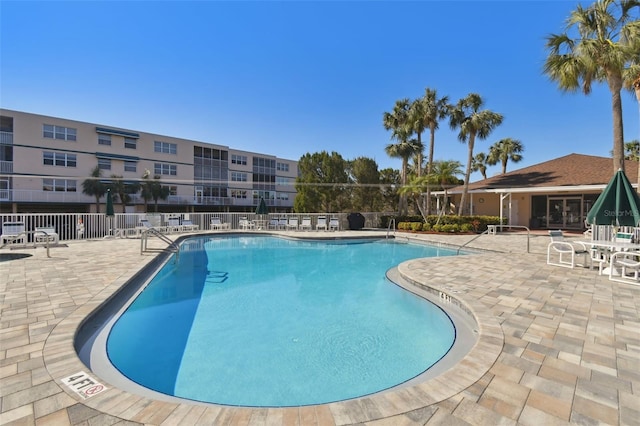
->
(456, 153), (639, 192)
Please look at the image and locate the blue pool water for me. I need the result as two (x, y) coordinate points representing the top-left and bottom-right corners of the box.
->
(106, 236), (459, 407)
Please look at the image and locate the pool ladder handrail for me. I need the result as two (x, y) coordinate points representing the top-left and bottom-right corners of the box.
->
(386, 218), (396, 239)
(140, 227), (180, 260)
(456, 224), (530, 255)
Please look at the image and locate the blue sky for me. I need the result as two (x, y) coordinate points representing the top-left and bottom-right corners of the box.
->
(1, 0), (639, 182)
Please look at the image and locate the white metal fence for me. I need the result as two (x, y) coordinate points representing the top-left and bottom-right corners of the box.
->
(0, 212), (390, 243)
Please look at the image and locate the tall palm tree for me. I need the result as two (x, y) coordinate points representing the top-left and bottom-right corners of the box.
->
(109, 174), (140, 213)
(449, 93), (503, 215)
(488, 138), (524, 174)
(632, 75), (640, 191)
(384, 98), (415, 214)
(417, 88), (449, 214)
(408, 99), (426, 177)
(81, 165), (106, 212)
(471, 152), (490, 180)
(544, 0), (640, 173)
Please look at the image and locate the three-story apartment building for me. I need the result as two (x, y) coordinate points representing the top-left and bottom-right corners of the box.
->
(0, 109), (298, 213)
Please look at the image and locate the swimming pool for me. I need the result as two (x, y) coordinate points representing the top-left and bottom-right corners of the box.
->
(84, 235), (469, 407)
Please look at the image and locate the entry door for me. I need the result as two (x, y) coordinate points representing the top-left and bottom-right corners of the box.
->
(194, 187), (203, 204)
(548, 197), (582, 229)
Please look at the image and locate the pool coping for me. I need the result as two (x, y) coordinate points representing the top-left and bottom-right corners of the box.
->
(40, 233), (503, 425)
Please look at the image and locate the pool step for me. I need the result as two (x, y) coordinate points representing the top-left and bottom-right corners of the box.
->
(205, 270), (229, 283)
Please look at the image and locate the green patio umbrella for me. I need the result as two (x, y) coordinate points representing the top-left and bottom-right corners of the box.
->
(586, 169), (640, 226)
(255, 197), (269, 215)
(106, 189), (115, 217)
(106, 189), (115, 236)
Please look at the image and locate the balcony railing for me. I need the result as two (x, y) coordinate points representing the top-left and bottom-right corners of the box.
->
(0, 161), (13, 174)
(0, 131), (13, 145)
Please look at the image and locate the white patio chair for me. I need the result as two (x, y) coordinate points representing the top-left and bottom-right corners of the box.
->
(1, 222), (26, 246)
(286, 217), (299, 231)
(268, 218), (279, 230)
(609, 251), (640, 285)
(299, 217), (312, 231)
(210, 217), (229, 230)
(328, 217), (340, 231)
(239, 217), (256, 230)
(316, 216), (327, 231)
(34, 226), (59, 245)
(278, 218), (288, 230)
(546, 230), (591, 269)
(182, 220), (199, 231)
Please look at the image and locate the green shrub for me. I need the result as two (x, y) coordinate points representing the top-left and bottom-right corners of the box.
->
(410, 222), (423, 232)
(461, 223), (473, 233)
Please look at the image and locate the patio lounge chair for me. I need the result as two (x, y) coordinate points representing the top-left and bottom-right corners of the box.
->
(316, 216), (327, 231)
(286, 217), (299, 231)
(239, 217), (256, 230)
(278, 218), (288, 230)
(210, 217), (230, 230)
(546, 230), (590, 269)
(182, 220), (199, 231)
(34, 226), (59, 245)
(166, 218), (183, 233)
(299, 217), (312, 231)
(1, 222), (26, 246)
(328, 217), (340, 231)
(268, 218), (279, 230)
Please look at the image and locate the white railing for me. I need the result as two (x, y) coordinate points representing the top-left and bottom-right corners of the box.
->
(0, 212), (392, 243)
(0, 131), (13, 145)
(0, 161), (12, 174)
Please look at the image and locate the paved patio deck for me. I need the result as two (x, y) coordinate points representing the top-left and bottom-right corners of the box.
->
(0, 230), (638, 425)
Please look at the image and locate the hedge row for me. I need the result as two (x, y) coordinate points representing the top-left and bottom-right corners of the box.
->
(381, 215), (505, 233)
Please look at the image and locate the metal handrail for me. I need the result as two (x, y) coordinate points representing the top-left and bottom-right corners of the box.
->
(386, 218), (396, 239)
(140, 227), (180, 260)
(457, 224), (531, 254)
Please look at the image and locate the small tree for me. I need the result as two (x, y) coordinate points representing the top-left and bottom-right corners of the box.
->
(82, 166), (106, 212)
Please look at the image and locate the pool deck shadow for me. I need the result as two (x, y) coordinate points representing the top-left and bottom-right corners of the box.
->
(1, 230), (639, 425)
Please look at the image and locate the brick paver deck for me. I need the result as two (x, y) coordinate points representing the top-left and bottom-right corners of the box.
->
(1, 230), (638, 425)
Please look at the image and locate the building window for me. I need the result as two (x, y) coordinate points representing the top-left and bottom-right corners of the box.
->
(43, 151), (77, 167)
(231, 171), (247, 182)
(124, 137), (137, 149)
(124, 161), (137, 172)
(43, 124), (77, 141)
(231, 154), (247, 165)
(154, 162), (177, 176)
(277, 162), (289, 172)
(231, 190), (247, 199)
(98, 158), (111, 170)
(276, 176), (294, 186)
(98, 134), (111, 146)
(277, 192), (290, 201)
(154, 141), (177, 154)
(168, 186), (177, 196)
(43, 179), (77, 192)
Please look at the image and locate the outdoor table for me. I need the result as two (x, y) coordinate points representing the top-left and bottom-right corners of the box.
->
(578, 239), (640, 275)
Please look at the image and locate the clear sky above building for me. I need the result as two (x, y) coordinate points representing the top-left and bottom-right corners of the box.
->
(1, 0), (638, 181)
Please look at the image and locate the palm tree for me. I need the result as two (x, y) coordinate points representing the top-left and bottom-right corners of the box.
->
(82, 165), (106, 212)
(417, 88), (450, 214)
(383, 99), (416, 214)
(488, 138), (524, 174)
(471, 152), (490, 180)
(544, 0), (640, 173)
(623, 140), (640, 160)
(632, 75), (640, 191)
(407, 99), (426, 177)
(109, 174), (140, 212)
(384, 138), (421, 214)
(449, 93), (503, 215)
(427, 160), (464, 218)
